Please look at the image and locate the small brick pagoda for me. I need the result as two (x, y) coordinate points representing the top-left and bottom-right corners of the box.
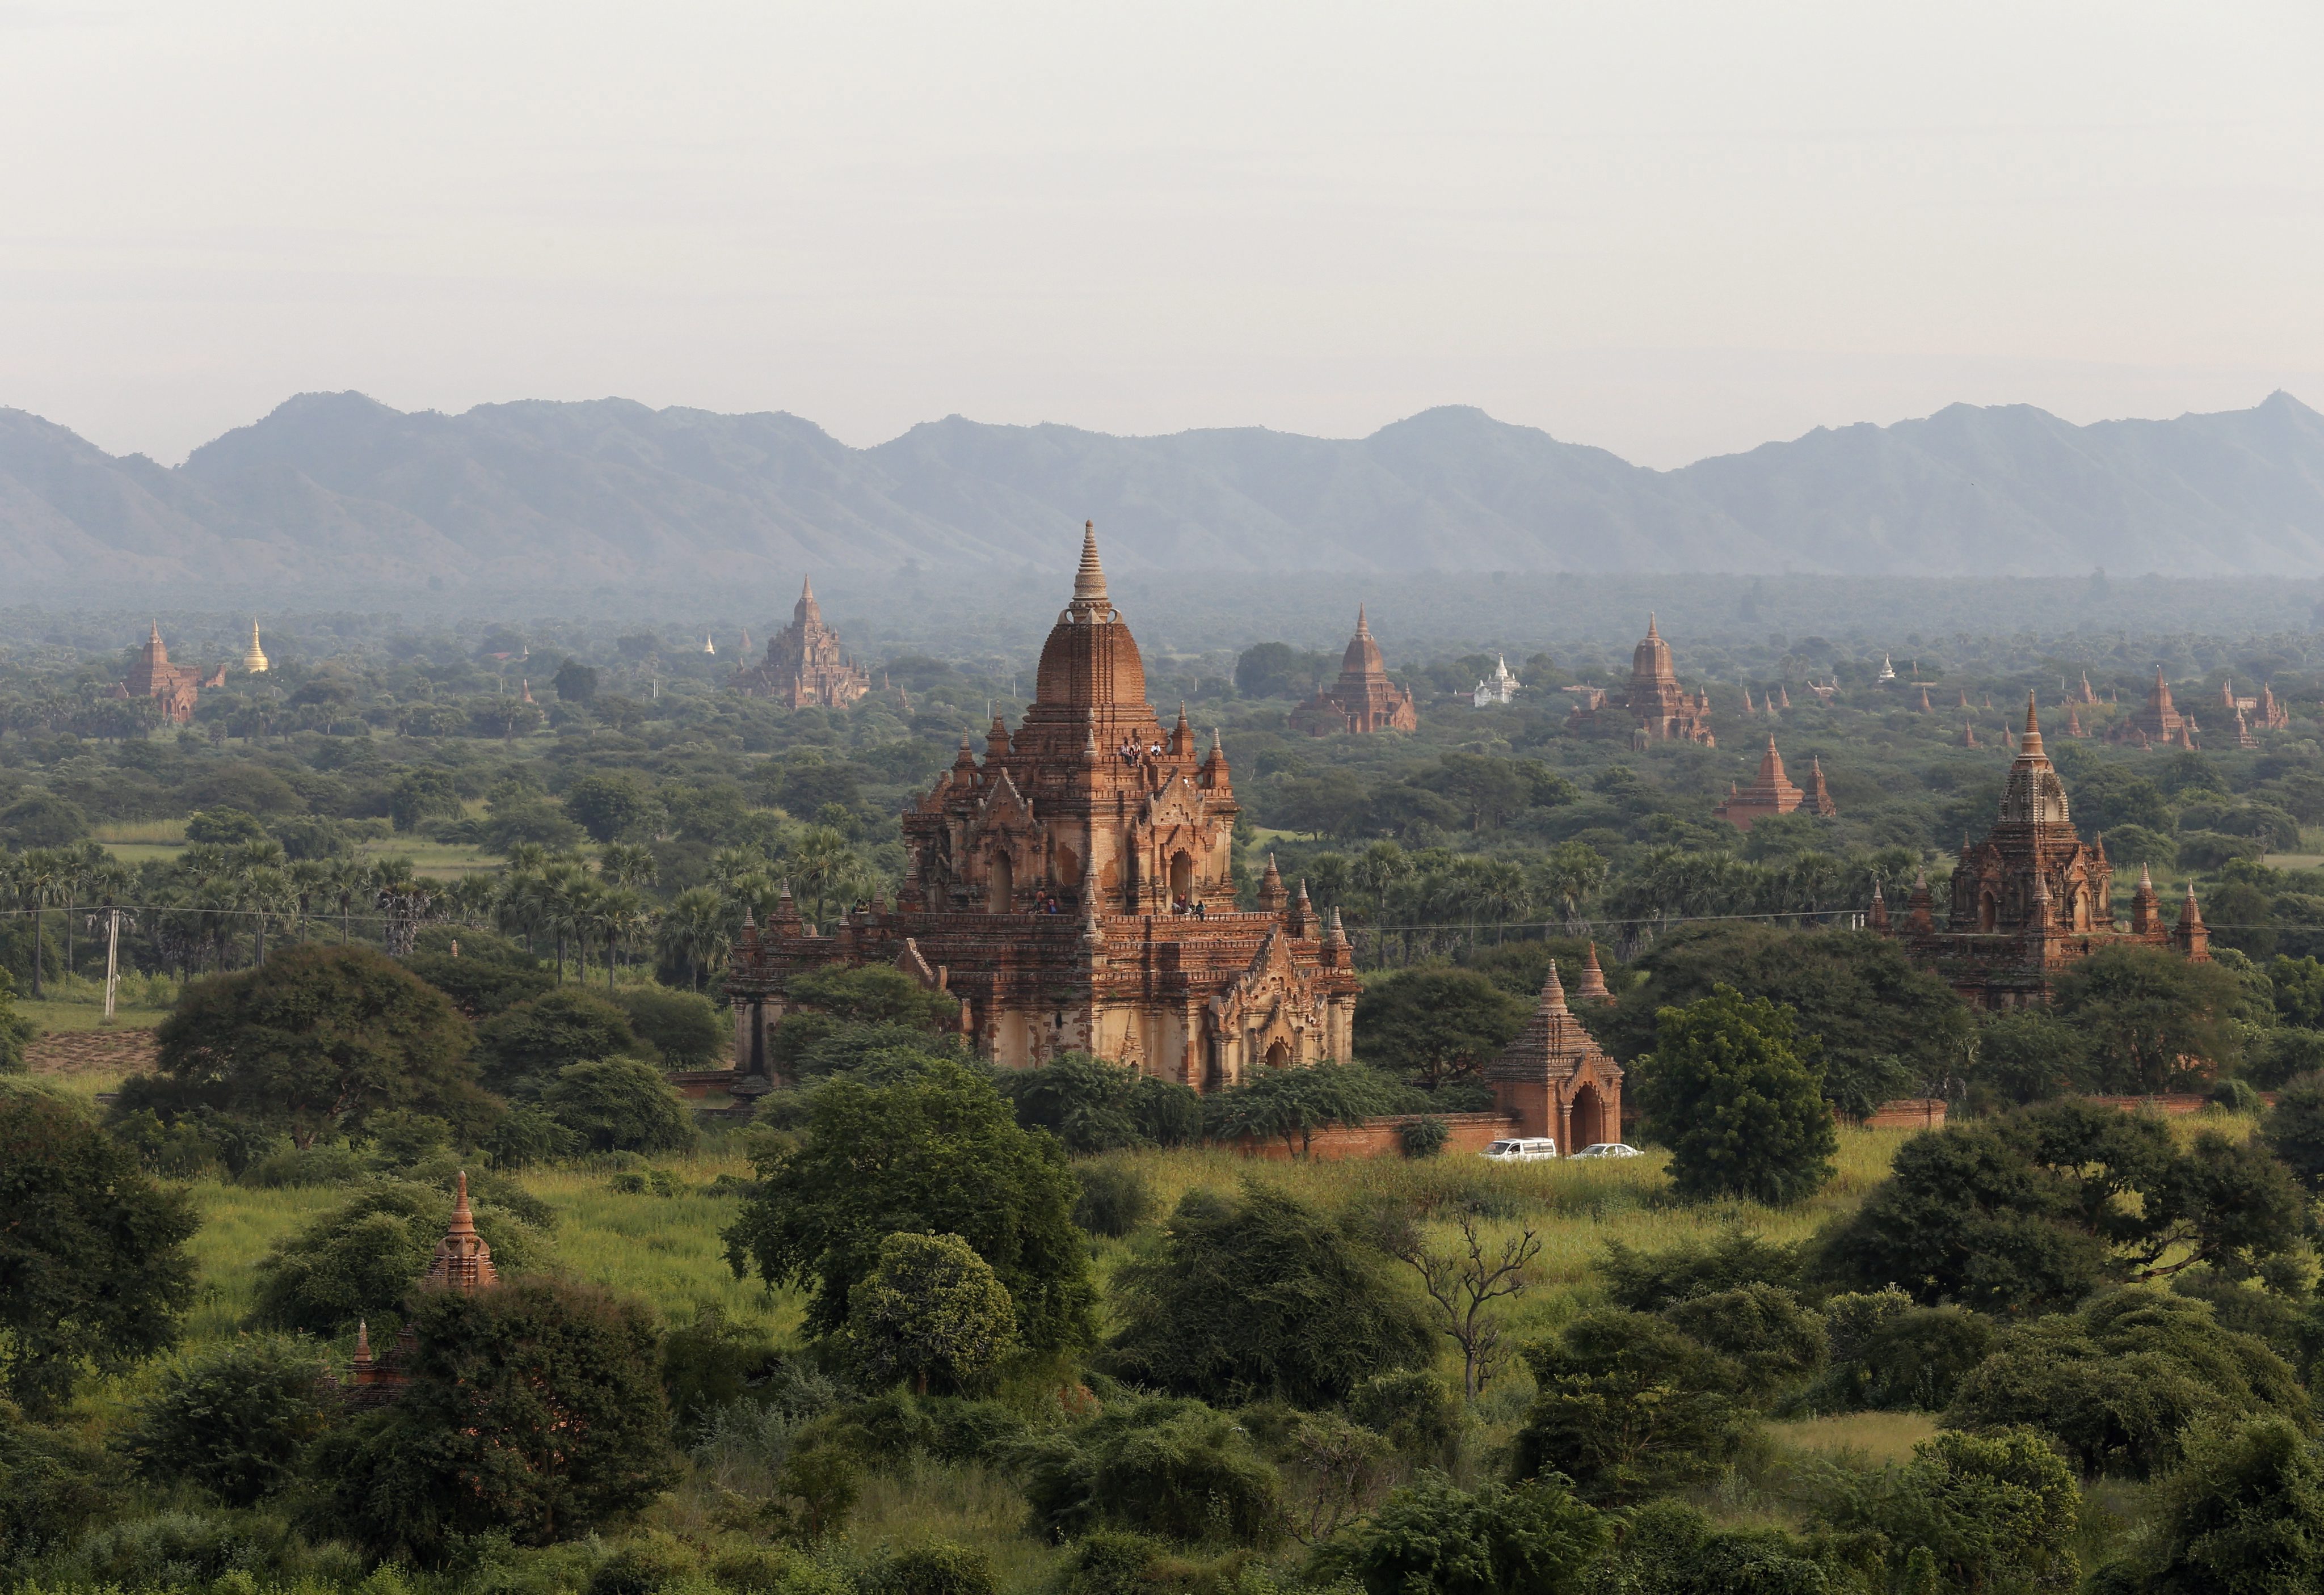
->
(726, 525), (1362, 1086)
(112, 625), (204, 724)
(348, 1172), (498, 1400)
(730, 577), (871, 708)
(1882, 694), (2208, 1009)
(1289, 606), (1418, 735)
(2110, 668), (2199, 750)
(1485, 961), (1623, 1150)
(1713, 736), (1838, 832)
(1565, 615), (1714, 748)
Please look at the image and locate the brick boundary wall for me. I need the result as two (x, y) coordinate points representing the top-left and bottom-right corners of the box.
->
(1229, 1111), (1521, 1162)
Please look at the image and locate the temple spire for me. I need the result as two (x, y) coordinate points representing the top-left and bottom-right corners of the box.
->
(1355, 604), (1370, 636)
(1071, 521), (1109, 611)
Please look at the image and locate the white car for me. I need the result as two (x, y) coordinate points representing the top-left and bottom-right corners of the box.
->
(1566, 1142), (1643, 1159)
(1481, 1137), (1559, 1162)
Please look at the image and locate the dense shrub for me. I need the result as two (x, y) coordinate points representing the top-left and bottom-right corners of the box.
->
(540, 1058), (700, 1154)
(845, 1232), (1018, 1395)
(1513, 1310), (1754, 1505)
(1072, 1162), (1155, 1237)
(1398, 1116), (1450, 1158)
(617, 984), (729, 1068)
(477, 989), (643, 1091)
(866, 1541), (999, 1595)
(1315, 1472), (1607, 1595)
(1108, 1182), (1433, 1407)
(117, 1336), (334, 1507)
(1022, 1398), (1283, 1547)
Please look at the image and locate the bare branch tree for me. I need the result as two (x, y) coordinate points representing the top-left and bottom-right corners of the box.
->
(1392, 1207), (1542, 1400)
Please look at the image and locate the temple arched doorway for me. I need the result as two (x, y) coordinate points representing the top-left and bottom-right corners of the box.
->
(1169, 850), (1194, 902)
(1979, 889), (1998, 932)
(1264, 1039), (1291, 1069)
(988, 853), (1013, 913)
(1569, 1082), (1607, 1150)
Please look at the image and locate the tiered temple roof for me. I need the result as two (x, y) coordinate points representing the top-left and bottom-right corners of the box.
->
(730, 577), (872, 708)
(1290, 607), (1418, 735)
(2110, 668), (2199, 749)
(112, 625), (204, 724)
(1485, 962), (1623, 1149)
(1713, 736), (1838, 832)
(1564, 615), (1713, 748)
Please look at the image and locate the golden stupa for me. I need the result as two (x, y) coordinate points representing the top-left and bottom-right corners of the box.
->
(243, 620), (270, 673)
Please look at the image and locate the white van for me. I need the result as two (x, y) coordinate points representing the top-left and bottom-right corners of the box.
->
(1481, 1137), (1557, 1162)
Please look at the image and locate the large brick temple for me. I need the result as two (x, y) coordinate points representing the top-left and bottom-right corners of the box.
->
(730, 578), (871, 708)
(726, 525), (1361, 1086)
(1876, 694), (2208, 1009)
(112, 625), (205, 724)
(1289, 606), (1418, 735)
(1564, 615), (1714, 748)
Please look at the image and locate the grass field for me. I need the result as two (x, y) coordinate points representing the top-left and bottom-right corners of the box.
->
(89, 815), (502, 878)
(18, 998), (174, 1033)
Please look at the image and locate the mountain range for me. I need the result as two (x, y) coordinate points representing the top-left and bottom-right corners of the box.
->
(5, 389), (2323, 592)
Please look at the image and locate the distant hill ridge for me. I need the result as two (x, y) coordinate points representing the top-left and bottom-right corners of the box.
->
(3, 389), (2322, 589)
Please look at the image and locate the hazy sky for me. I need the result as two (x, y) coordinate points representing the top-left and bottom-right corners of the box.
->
(5, 2), (2321, 467)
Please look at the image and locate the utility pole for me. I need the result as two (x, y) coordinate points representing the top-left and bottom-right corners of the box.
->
(101, 907), (122, 1022)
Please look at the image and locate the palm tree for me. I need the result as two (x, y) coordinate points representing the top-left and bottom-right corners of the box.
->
(1349, 841), (1412, 969)
(12, 849), (73, 998)
(239, 865), (293, 965)
(1531, 842), (1608, 936)
(656, 886), (731, 991)
(599, 842), (658, 891)
(591, 885), (647, 989)
(786, 826), (862, 931)
(285, 859), (332, 943)
(537, 860), (590, 980)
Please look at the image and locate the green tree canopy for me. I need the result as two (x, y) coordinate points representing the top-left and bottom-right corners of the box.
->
(2124, 1414), (2324, 1592)
(1812, 1099), (2306, 1315)
(1021, 1396), (1284, 1547)
(1594, 924), (1972, 1096)
(1354, 968), (1530, 1086)
(562, 774), (656, 844)
(1106, 1181), (1433, 1408)
(475, 987), (642, 1092)
(1317, 1473), (1609, 1595)
(845, 1231), (1018, 1395)
(1512, 1309), (1755, 1506)
(540, 1059), (699, 1155)
(2049, 943), (2251, 1092)
(117, 1335), (333, 1507)
(405, 928), (556, 1020)
(1943, 1288), (2312, 1479)
(318, 1277), (677, 1556)
(0, 1085), (199, 1412)
(1812, 1426), (2080, 1592)
(1204, 1063), (1418, 1159)
(723, 1057), (1094, 1354)
(152, 944), (487, 1147)
(614, 984), (727, 1068)
(1633, 986), (1838, 1205)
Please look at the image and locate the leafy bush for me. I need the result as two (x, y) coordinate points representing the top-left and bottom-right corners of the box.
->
(1600, 1229), (1804, 1311)
(251, 1179), (544, 1334)
(1633, 986), (1835, 1204)
(845, 1232), (1018, 1395)
(0, 1408), (110, 1563)
(476, 989), (643, 1091)
(999, 1054), (1149, 1154)
(117, 1336), (333, 1507)
(587, 1531), (698, 1595)
(617, 985), (728, 1069)
(1108, 1182), (1433, 1407)
(1314, 1472), (1607, 1595)
(1073, 1162), (1155, 1237)
(540, 1058), (700, 1154)
(1398, 1117), (1450, 1158)
(1022, 1398), (1283, 1547)
(1513, 1310), (1754, 1505)
(1348, 1369), (1462, 1466)
(866, 1541), (997, 1595)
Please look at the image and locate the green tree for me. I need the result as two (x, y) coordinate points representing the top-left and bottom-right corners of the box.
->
(553, 659), (600, 703)
(846, 1231), (1019, 1395)
(251, 1178), (544, 1334)
(997, 1053), (1146, 1155)
(117, 1335), (332, 1507)
(2128, 1414), (2324, 1593)
(2049, 943), (2250, 1091)
(1942, 1288), (2310, 1479)
(1355, 968), (1530, 1086)
(405, 930), (556, 1019)
(1022, 1396), (1284, 1547)
(1813, 1100), (2306, 1315)
(389, 768), (464, 833)
(476, 988), (642, 1092)
(0, 1085), (199, 1412)
(0, 793), (90, 849)
(1584, 1500), (1854, 1595)
(0, 970), (30, 1074)
(1595, 924), (1971, 1099)
(563, 774), (656, 845)
(2263, 1071), (2324, 1192)
(1813, 1426), (2080, 1593)
(615, 984), (726, 1067)
(540, 1059), (699, 1154)
(1512, 1309), (1754, 1506)
(1634, 986), (1837, 1205)
(318, 1277), (677, 1556)
(1316, 1472), (1608, 1595)
(2271, 955), (2324, 1029)
(1973, 1007), (2094, 1105)
(152, 944), (487, 1147)
(784, 963), (962, 1028)
(724, 1057), (1095, 1354)
(1107, 1182), (1433, 1407)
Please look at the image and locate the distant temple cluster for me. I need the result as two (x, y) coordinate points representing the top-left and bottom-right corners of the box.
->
(1565, 616), (1715, 748)
(1290, 607), (1419, 735)
(2110, 668), (2201, 750)
(113, 622), (267, 724)
(729, 579), (872, 708)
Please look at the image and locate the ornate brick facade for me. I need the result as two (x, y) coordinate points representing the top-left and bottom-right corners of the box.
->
(1487, 961), (1623, 1150)
(1564, 615), (1713, 748)
(730, 577), (871, 708)
(112, 625), (203, 724)
(1289, 606), (1418, 735)
(1889, 695), (2208, 1009)
(726, 525), (1361, 1087)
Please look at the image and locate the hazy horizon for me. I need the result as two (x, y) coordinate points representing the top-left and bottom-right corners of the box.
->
(5, 3), (2321, 470)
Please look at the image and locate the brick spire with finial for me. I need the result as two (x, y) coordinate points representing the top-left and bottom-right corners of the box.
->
(424, 1171), (499, 1293)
